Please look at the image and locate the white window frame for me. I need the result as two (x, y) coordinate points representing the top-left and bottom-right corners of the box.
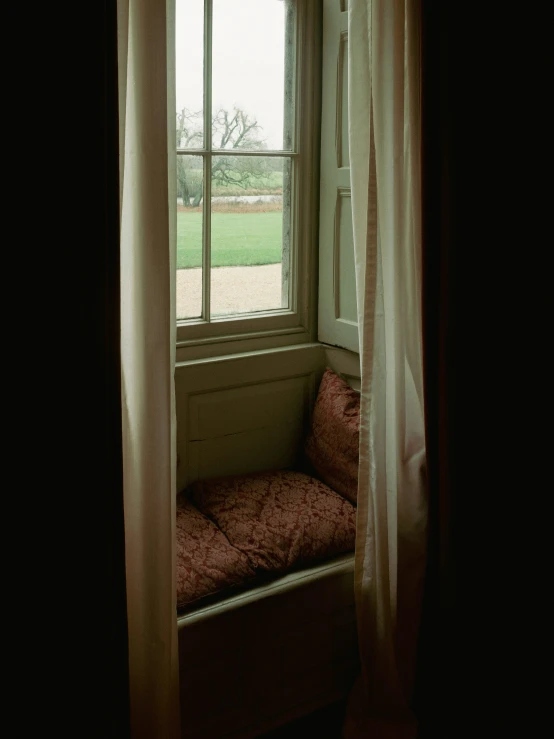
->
(175, 0), (322, 363)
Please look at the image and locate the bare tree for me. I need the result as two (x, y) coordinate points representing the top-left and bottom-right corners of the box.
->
(212, 107), (266, 150)
(177, 106), (272, 207)
(176, 107), (203, 148)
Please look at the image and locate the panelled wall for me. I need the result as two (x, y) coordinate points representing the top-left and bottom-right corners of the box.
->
(176, 344), (324, 492)
(176, 343), (359, 493)
(318, 0), (358, 355)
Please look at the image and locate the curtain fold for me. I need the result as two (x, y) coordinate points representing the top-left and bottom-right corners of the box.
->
(345, 1), (427, 735)
(118, 0), (180, 736)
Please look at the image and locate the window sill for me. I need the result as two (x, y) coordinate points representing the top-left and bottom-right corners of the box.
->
(175, 324), (314, 363)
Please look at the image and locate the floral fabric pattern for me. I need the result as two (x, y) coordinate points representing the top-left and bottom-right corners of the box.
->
(176, 494), (256, 610)
(304, 368), (361, 504)
(188, 470), (356, 574)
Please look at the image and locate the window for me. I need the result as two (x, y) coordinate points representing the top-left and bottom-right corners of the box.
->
(175, 0), (321, 358)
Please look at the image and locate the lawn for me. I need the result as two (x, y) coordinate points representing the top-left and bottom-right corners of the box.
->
(177, 211), (282, 268)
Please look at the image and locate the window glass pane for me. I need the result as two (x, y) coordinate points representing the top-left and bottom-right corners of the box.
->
(210, 155), (291, 317)
(212, 0), (294, 151)
(176, 0), (204, 148)
(176, 157), (204, 320)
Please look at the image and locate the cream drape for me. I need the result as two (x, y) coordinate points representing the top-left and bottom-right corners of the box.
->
(345, 1), (427, 735)
(118, 0), (180, 736)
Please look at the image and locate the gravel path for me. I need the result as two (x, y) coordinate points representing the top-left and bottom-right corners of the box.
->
(177, 264), (283, 319)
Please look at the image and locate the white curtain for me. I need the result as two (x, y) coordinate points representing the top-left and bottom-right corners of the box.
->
(118, 0), (180, 736)
(345, 0), (427, 736)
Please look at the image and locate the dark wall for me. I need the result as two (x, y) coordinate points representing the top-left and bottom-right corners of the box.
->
(35, 1), (131, 735)
(90, 1), (130, 734)
(94, 1), (130, 735)
(416, 4), (542, 737)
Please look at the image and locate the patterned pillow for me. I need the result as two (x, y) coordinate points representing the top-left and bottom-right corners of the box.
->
(304, 368), (360, 504)
(188, 470), (356, 574)
(176, 495), (257, 611)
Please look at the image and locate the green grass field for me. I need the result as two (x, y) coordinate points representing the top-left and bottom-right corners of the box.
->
(177, 211), (282, 268)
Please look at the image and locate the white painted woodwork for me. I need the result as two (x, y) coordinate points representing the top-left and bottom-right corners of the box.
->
(175, 343), (328, 491)
(186, 376), (310, 483)
(318, 0), (358, 353)
(324, 344), (361, 390)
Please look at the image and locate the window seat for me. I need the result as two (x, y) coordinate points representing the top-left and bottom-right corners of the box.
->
(176, 367), (361, 738)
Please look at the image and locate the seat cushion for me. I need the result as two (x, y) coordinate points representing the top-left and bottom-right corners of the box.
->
(304, 368), (360, 504)
(188, 470), (356, 574)
(176, 495), (257, 611)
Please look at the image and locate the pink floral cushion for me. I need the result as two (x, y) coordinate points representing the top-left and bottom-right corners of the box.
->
(304, 368), (360, 504)
(188, 470), (356, 574)
(176, 495), (256, 611)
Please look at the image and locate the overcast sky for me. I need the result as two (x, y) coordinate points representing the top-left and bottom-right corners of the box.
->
(176, 0), (287, 150)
